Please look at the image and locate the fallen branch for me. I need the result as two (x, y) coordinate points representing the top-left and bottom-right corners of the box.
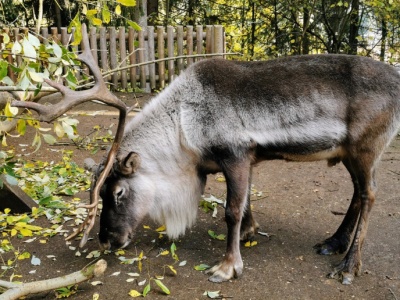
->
(0, 259), (107, 300)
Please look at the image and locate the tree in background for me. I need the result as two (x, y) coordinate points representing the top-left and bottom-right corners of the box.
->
(0, 0), (399, 62)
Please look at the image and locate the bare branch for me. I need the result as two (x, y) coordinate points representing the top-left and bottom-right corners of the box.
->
(0, 259), (107, 300)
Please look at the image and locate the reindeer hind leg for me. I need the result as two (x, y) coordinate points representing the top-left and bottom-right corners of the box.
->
(240, 166), (260, 241)
(314, 158), (361, 255)
(327, 156), (377, 284)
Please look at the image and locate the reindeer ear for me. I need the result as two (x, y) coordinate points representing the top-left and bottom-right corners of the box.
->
(118, 152), (140, 176)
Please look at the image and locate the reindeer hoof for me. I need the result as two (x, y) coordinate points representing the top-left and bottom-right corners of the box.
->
(314, 237), (347, 255)
(206, 260), (243, 283)
(240, 221), (260, 241)
(327, 256), (361, 285)
(328, 270), (355, 285)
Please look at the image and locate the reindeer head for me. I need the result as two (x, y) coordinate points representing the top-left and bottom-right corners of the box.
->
(97, 152), (155, 250)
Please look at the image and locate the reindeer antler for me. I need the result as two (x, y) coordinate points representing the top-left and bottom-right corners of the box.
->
(12, 24), (129, 247)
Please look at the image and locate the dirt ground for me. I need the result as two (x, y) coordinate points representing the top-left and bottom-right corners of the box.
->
(1, 92), (400, 300)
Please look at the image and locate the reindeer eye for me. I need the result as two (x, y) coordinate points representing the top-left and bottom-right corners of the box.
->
(113, 186), (125, 206)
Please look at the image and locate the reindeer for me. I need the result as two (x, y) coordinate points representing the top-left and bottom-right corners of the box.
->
(13, 25), (400, 285)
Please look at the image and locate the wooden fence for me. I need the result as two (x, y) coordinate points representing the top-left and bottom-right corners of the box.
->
(3, 25), (226, 91)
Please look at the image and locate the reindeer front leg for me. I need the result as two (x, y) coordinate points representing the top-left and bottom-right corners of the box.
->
(207, 156), (251, 282)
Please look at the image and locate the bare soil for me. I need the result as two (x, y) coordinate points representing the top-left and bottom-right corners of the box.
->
(2, 92), (400, 300)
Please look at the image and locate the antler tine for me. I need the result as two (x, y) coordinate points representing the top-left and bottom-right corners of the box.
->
(66, 100), (128, 246)
(12, 24), (128, 122)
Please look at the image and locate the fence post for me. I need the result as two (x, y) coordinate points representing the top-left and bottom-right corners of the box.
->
(196, 25), (203, 61)
(99, 27), (109, 81)
(186, 26), (193, 66)
(109, 27), (118, 90)
(89, 27), (98, 63)
(119, 27), (127, 90)
(157, 26), (165, 89)
(138, 30), (146, 89)
(213, 25), (224, 58)
(205, 25), (213, 54)
(148, 26), (156, 90)
(128, 27), (137, 89)
(177, 26), (184, 74)
(167, 26), (175, 83)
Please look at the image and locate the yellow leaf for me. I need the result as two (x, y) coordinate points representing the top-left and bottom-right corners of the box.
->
(2, 135), (7, 147)
(39, 239), (47, 244)
(160, 250), (169, 256)
(117, 0), (136, 7)
(18, 251), (31, 260)
(244, 240), (258, 247)
(17, 119), (26, 135)
(156, 225), (166, 232)
(11, 228), (17, 237)
(168, 265), (177, 275)
(16, 222), (42, 231)
(143, 225), (151, 229)
(93, 292), (100, 300)
(19, 228), (33, 237)
(115, 249), (125, 256)
(5, 102), (18, 118)
(4, 208), (11, 214)
(128, 290), (142, 297)
(92, 18), (102, 26)
(86, 9), (98, 16)
(115, 5), (121, 15)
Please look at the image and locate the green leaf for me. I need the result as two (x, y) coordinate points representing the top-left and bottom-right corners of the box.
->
(170, 242), (178, 261)
(194, 264), (210, 271)
(52, 42), (62, 58)
(28, 33), (40, 47)
(22, 38), (37, 61)
(42, 134), (57, 145)
(0, 60), (8, 80)
(102, 6), (111, 24)
(127, 21), (141, 31)
(11, 40), (22, 54)
(68, 13), (82, 45)
(143, 283), (151, 297)
(5, 174), (18, 186)
(17, 119), (27, 135)
(153, 279), (170, 295)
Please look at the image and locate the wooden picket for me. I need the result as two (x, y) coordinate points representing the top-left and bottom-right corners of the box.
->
(3, 25), (225, 91)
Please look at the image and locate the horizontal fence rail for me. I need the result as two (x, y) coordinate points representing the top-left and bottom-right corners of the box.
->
(3, 25), (226, 91)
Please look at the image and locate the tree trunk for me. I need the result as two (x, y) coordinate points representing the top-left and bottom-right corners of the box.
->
(380, 19), (387, 61)
(348, 0), (359, 55)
